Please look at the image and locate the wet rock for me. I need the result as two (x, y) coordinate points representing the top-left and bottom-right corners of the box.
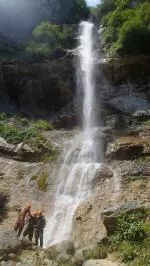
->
(83, 259), (120, 266)
(47, 240), (75, 260)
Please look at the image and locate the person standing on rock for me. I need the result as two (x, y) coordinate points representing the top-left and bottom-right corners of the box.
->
(23, 211), (37, 241)
(14, 203), (31, 237)
(35, 210), (46, 248)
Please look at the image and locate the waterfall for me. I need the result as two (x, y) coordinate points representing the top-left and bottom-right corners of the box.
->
(45, 21), (101, 247)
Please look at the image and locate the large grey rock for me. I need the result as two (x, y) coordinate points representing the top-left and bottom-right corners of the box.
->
(72, 200), (106, 249)
(83, 259), (120, 266)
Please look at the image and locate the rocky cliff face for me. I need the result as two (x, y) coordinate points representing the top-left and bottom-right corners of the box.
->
(0, 56), (150, 118)
(0, 56), (150, 265)
(0, 58), (74, 117)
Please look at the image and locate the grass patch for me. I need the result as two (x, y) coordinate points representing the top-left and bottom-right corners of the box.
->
(33, 119), (53, 131)
(0, 113), (54, 145)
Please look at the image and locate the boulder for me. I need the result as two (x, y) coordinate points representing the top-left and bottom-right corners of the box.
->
(102, 215), (118, 235)
(72, 200), (106, 249)
(47, 240), (75, 260)
(83, 259), (120, 266)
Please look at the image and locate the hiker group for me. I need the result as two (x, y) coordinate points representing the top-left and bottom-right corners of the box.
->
(14, 204), (46, 248)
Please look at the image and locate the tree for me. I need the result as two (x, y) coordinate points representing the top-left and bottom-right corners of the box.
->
(26, 22), (75, 58)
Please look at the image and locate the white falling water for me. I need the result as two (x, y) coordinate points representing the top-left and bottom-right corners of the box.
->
(45, 21), (101, 247)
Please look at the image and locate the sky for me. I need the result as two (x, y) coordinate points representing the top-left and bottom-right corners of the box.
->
(86, 0), (100, 6)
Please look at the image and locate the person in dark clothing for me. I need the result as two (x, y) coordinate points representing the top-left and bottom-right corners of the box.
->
(35, 210), (46, 248)
(23, 211), (37, 241)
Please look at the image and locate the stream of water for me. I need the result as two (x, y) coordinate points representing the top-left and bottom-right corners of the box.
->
(45, 21), (102, 247)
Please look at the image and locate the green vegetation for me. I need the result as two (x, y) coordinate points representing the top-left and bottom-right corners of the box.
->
(0, 114), (53, 145)
(26, 23), (75, 58)
(31, 169), (49, 192)
(0, 0), (89, 59)
(106, 210), (150, 264)
(37, 169), (49, 192)
(95, 0), (150, 55)
(83, 245), (107, 260)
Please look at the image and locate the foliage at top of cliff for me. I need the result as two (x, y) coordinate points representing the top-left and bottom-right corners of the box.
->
(94, 0), (150, 56)
(0, 0), (89, 59)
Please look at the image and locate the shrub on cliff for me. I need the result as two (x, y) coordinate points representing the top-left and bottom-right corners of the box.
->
(99, 1), (150, 55)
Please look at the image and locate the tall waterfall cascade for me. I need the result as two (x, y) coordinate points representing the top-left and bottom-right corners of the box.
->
(45, 21), (102, 247)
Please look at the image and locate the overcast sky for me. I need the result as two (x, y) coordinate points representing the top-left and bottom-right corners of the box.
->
(86, 0), (100, 6)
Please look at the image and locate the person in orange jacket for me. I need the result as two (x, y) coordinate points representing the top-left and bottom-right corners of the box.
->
(14, 204), (31, 237)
